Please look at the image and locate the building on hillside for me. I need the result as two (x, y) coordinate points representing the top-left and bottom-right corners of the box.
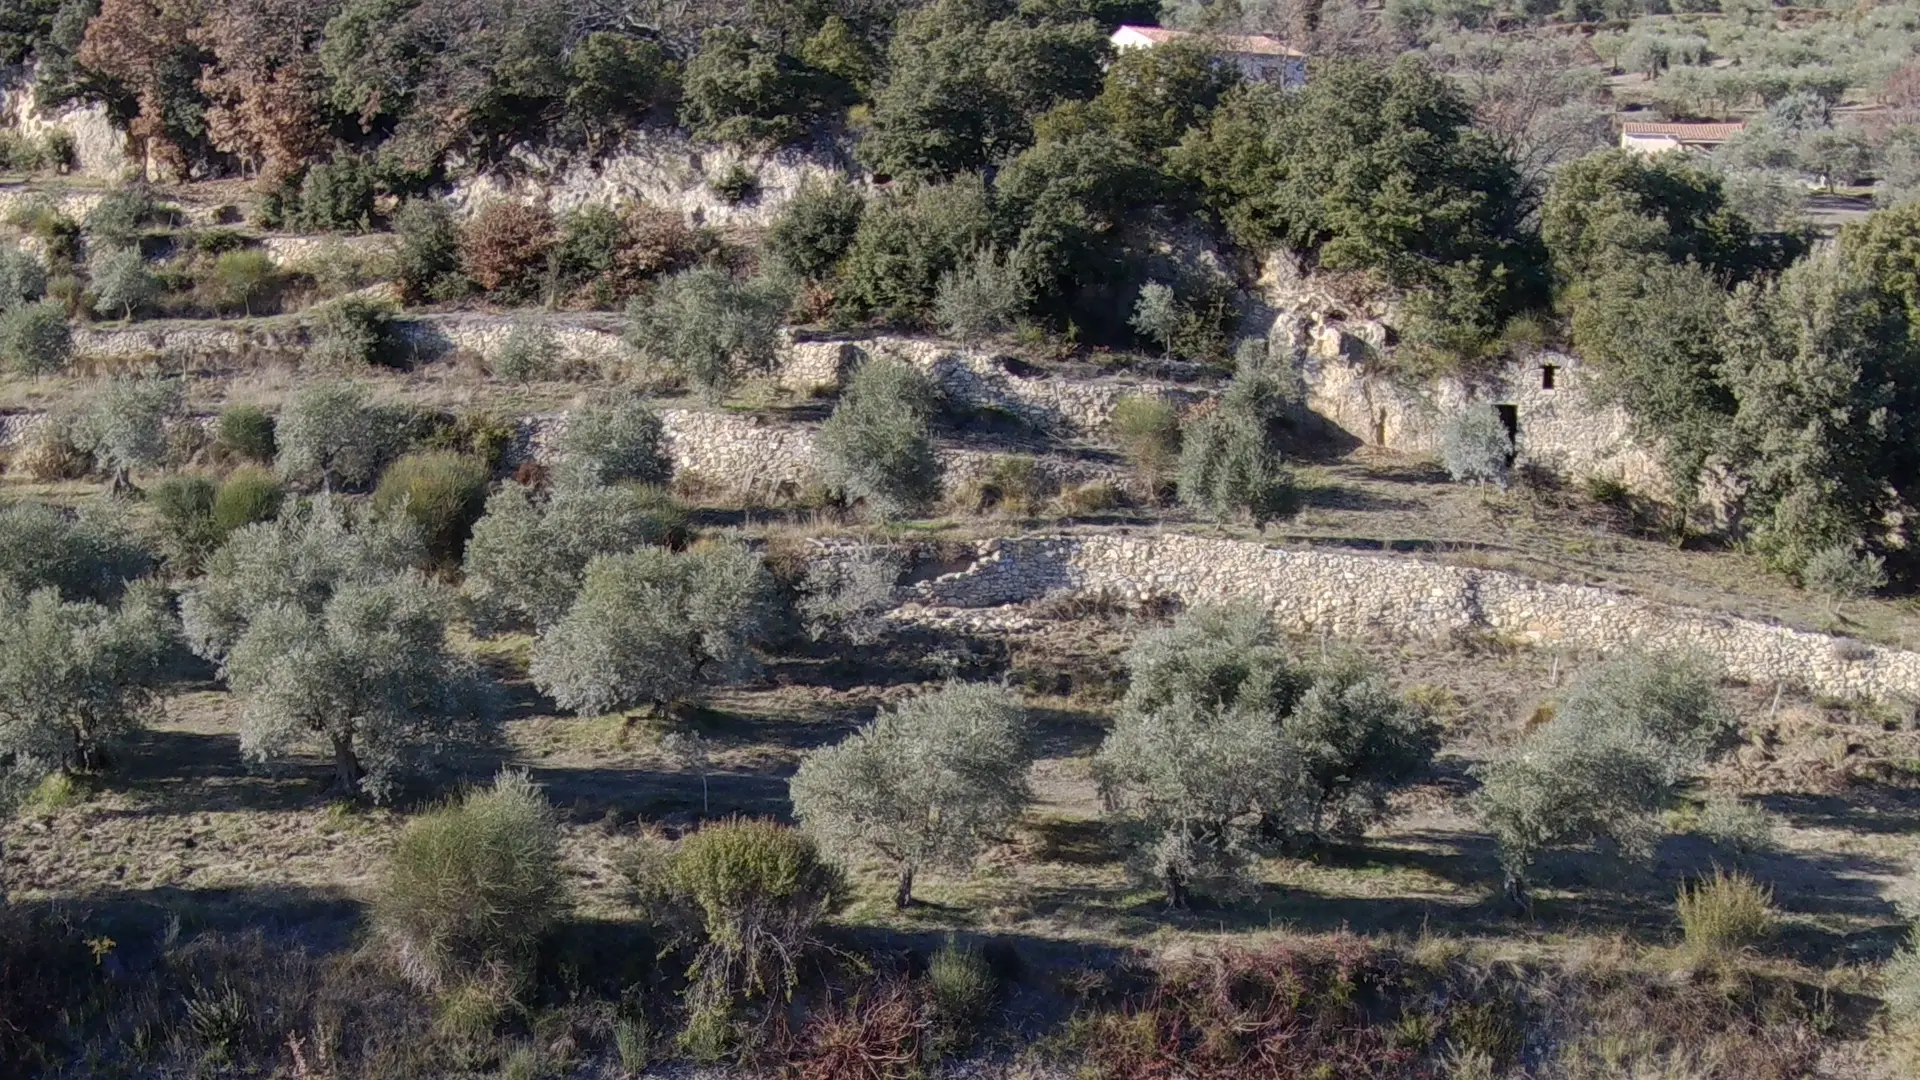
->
(1618, 120), (1746, 156)
(1108, 25), (1308, 87)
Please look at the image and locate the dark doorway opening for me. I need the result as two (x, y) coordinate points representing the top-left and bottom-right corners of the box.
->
(1540, 364), (1557, 390)
(1496, 404), (1519, 465)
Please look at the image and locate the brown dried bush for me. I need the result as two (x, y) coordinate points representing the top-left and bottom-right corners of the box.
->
(460, 202), (556, 299)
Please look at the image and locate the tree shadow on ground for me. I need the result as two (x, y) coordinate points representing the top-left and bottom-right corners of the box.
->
(523, 762), (793, 824)
(1297, 483), (1425, 514)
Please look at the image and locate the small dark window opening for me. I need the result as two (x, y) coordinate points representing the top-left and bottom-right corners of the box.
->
(1496, 404), (1519, 466)
(1540, 364), (1557, 390)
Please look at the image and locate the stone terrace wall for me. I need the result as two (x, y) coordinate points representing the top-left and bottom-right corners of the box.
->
(906, 533), (1920, 705)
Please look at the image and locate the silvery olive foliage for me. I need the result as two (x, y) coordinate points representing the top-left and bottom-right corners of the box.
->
(0, 245), (47, 308)
(1440, 403), (1514, 489)
(275, 380), (399, 491)
(551, 389), (672, 490)
(791, 682), (1033, 907)
(1093, 605), (1434, 907)
(795, 545), (900, 645)
(1473, 653), (1732, 905)
(89, 246), (159, 320)
(224, 572), (494, 800)
(530, 541), (778, 715)
(462, 481), (687, 633)
(625, 265), (788, 399)
(816, 358), (940, 521)
(0, 581), (173, 775)
(76, 376), (184, 491)
(0, 501), (151, 602)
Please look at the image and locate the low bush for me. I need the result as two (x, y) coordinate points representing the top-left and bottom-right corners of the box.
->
(308, 296), (403, 370)
(1676, 869), (1777, 961)
(1887, 931), (1920, 1028)
(150, 474), (222, 573)
(816, 358), (940, 520)
(211, 466), (285, 536)
(493, 323), (560, 382)
(924, 939), (995, 1057)
(934, 247), (1022, 343)
(461, 202), (556, 302)
(0, 301), (71, 374)
(1111, 395), (1181, 497)
(83, 185), (159, 248)
(551, 390), (670, 490)
(372, 452), (492, 566)
(393, 198), (468, 303)
(14, 411), (90, 480)
(768, 175), (864, 282)
(375, 771), (565, 992)
(1441, 404), (1514, 490)
(670, 817), (845, 1005)
(292, 154), (376, 232)
(214, 405), (277, 465)
(1690, 795), (1776, 854)
(784, 978), (925, 1079)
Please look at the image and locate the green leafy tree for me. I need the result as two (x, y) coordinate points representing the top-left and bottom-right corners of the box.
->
(0, 301), (72, 374)
(816, 358), (941, 520)
(679, 28), (826, 145)
(835, 175), (997, 324)
(860, 0), (1108, 182)
(1719, 246), (1920, 574)
(566, 31), (673, 147)
(626, 267), (788, 399)
(0, 246), (47, 309)
(768, 175), (866, 282)
(214, 404), (276, 464)
(391, 197), (467, 303)
(372, 451), (491, 567)
(792, 682), (1034, 907)
(149, 474), (221, 573)
(463, 481), (687, 632)
(996, 128), (1158, 333)
(552, 389), (672, 489)
(292, 153), (375, 232)
(1082, 36), (1237, 161)
(530, 542), (777, 715)
(0, 582), (172, 773)
(226, 572), (494, 798)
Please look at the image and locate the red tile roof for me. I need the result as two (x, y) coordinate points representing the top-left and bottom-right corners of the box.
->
(1620, 120), (1747, 143)
(1115, 25), (1307, 59)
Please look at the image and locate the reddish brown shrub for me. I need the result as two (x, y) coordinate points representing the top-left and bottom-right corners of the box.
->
(1080, 937), (1417, 1080)
(460, 202), (556, 298)
(782, 978), (926, 1080)
(618, 205), (701, 282)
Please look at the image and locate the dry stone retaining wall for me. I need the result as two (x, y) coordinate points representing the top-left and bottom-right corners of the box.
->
(905, 533), (1920, 706)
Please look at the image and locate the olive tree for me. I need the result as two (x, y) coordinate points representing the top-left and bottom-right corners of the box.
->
(530, 541), (778, 716)
(1093, 605), (1434, 907)
(275, 380), (399, 490)
(462, 482), (686, 632)
(792, 682), (1033, 907)
(1473, 652), (1732, 907)
(552, 389), (672, 490)
(226, 573), (494, 799)
(626, 266), (787, 399)
(1802, 542), (1888, 612)
(180, 495), (424, 663)
(795, 545), (900, 645)
(77, 376), (183, 494)
(1177, 362), (1298, 526)
(0, 300), (72, 374)
(0, 582), (173, 774)
(1440, 404), (1514, 490)
(0, 501), (151, 602)
(816, 358), (940, 520)
(88, 246), (159, 320)
(0, 245), (47, 308)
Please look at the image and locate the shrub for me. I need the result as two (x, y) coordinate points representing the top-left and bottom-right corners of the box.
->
(934, 247), (1022, 343)
(924, 939), (995, 1057)
(276, 380), (399, 490)
(0, 501), (151, 602)
(373, 452), (492, 566)
(88, 246), (159, 320)
(293, 155), (375, 232)
(461, 202), (555, 301)
(1690, 795), (1777, 854)
(625, 266), (788, 399)
(1676, 869), (1777, 960)
(1177, 406), (1296, 526)
(463, 482), (688, 633)
(207, 249), (277, 315)
(530, 541), (777, 715)
(0, 582), (173, 773)
(83, 185), (157, 248)
(796, 545), (899, 645)
(214, 405), (277, 465)
(552, 390), (670, 490)
(308, 296), (402, 370)
(0, 300), (71, 374)
(211, 466), (285, 536)
(0, 245), (46, 308)
(1802, 542), (1887, 607)
(1110, 394), (1181, 497)
(618, 204), (703, 283)
(679, 28), (827, 145)
(392, 197), (467, 303)
(836, 177), (995, 325)
(711, 163), (759, 204)
(792, 682), (1034, 906)
(15, 410), (90, 479)
(492, 324), (559, 382)
(1887, 931), (1920, 1029)
(150, 474), (221, 573)
(1440, 404), (1514, 489)
(670, 818), (845, 1006)
(75, 376), (184, 492)
(816, 358), (940, 520)
(768, 175), (865, 282)
(376, 771), (564, 990)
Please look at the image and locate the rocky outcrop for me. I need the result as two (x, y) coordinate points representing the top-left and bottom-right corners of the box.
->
(899, 533), (1919, 706)
(0, 69), (129, 177)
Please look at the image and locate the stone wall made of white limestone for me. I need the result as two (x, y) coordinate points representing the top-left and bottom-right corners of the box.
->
(901, 533), (1916, 705)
